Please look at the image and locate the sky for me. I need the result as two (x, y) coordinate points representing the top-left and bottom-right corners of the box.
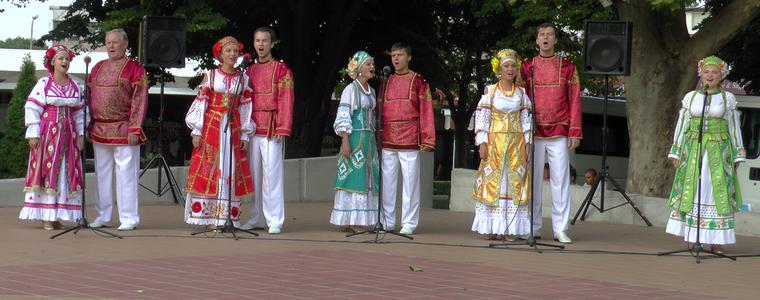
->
(0, 0), (74, 41)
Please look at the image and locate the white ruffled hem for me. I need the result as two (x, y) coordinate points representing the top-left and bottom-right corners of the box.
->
(330, 190), (378, 226)
(184, 192), (242, 227)
(19, 207), (81, 222)
(665, 218), (736, 245)
(471, 199), (530, 235)
(184, 218), (240, 227)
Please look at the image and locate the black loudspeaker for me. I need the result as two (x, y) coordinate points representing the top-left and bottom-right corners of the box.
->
(582, 20), (632, 75)
(140, 16), (186, 68)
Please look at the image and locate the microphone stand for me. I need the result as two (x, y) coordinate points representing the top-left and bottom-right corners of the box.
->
(658, 85), (735, 262)
(192, 57), (258, 239)
(347, 67), (413, 242)
(489, 63), (563, 252)
(52, 56), (122, 239)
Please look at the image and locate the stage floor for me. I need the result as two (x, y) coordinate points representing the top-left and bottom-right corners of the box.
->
(1, 202), (757, 299)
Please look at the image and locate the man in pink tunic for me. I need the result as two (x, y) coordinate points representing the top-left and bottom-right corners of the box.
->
(240, 27), (294, 235)
(87, 28), (148, 231)
(520, 23), (582, 243)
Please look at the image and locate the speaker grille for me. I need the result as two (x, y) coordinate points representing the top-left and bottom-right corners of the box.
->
(147, 33), (183, 66)
(588, 38), (623, 72)
(140, 16), (186, 68)
(582, 20), (632, 75)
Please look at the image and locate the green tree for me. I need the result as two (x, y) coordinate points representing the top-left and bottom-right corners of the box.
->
(0, 36), (46, 49)
(0, 54), (37, 178)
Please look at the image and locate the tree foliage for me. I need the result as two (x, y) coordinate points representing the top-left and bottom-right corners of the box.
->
(0, 55), (37, 178)
(0, 36), (46, 50)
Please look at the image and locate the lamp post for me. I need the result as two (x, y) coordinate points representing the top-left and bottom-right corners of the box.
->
(30, 15), (39, 50)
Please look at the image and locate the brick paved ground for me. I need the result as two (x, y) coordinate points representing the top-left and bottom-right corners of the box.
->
(0, 202), (758, 299)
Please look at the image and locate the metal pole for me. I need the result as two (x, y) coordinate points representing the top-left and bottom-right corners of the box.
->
(30, 15), (38, 50)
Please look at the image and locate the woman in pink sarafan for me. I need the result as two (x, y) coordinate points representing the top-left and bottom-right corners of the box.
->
(19, 45), (87, 231)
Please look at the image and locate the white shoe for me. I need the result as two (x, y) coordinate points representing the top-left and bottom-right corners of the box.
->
(554, 232), (572, 244)
(117, 223), (137, 231)
(399, 227), (415, 235)
(89, 220), (106, 228)
(268, 227), (281, 234)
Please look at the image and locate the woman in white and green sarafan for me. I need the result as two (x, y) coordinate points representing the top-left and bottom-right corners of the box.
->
(330, 51), (379, 232)
(667, 56), (745, 254)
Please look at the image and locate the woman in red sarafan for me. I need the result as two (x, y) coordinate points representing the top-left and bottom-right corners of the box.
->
(184, 37), (254, 229)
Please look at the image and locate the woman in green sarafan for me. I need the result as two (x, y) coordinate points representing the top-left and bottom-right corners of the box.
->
(330, 51), (379, 232)
(667, 56), (745, 254)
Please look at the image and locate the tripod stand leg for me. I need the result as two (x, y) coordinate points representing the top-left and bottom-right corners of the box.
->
(51, 223), (123, 239)
(139, 154), (184, 205)
(571, 179), (599, 224)
(139, 155), (160, 178)
(159, 157), (184, 205)
(50, 226), (83, 239)
(605, 176), (652, 226)
(90, 227), (124, 239)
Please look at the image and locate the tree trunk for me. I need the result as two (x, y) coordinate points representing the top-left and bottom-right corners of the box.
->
(618, 0), (760, 197)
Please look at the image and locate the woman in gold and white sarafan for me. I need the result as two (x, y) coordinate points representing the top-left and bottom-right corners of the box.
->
(472, 49), (533, 240)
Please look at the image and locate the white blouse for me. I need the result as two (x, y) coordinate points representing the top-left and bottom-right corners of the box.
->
(334, 81), (375, 135)
(185, 69), (254, 141)
(668, 90), (744, 162)
(473, 84), (532, 145)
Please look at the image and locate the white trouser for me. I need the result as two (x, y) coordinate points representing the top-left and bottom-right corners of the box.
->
(381, 149), (420, 230)
(246, 136), (285, 229)
(532, 137), (570, 234)
(93, 144), (140, 225)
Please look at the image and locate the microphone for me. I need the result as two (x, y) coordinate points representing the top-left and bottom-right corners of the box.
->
(84, 55), (92, 66)
(382, 65), (392, 77)
(701, 83), (709, 93)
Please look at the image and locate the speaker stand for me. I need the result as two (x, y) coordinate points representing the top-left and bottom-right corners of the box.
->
(139, 72), (184, 205)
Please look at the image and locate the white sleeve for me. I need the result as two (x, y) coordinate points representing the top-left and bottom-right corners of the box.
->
(520, 88), (533, 144)
(238, 74), (254, 142)
(474, 93), (491, 146)
(334, 84), (355, 135)
(185, 73), (210, 136)
(725, 92), (745, 162)
(668, 93), (692, 161)
(24, 78), (47, 139)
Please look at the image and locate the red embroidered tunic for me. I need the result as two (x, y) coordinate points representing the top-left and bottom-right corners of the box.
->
(520, 55), (582, 139)
(378, 71), (436, 150)
(87, 57), (148, 145)
(245, 60), (294, 138)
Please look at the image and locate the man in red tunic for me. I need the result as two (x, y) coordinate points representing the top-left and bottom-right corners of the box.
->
(379, 42), (436, 235)
(520, 23), (582, 243)
(87, 28), (148, 231)
(239, 27), (294, 235)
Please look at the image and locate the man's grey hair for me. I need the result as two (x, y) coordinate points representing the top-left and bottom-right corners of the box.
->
(106, 28), (129, 42)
